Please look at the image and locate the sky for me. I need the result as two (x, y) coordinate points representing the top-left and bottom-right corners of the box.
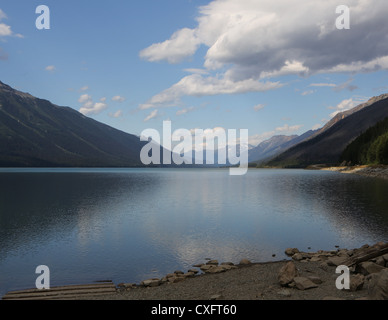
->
(1, 0), (388, 147)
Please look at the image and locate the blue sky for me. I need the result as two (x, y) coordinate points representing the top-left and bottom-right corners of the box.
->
(1, 0), (388, 147)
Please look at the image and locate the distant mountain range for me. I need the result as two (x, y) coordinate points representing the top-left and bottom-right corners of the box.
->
(0, 81), (149, 167)
(1, 80), (388, 168)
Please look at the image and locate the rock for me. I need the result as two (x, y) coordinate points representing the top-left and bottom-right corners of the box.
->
(293, 277), (318, 290)
(184, 272), (196, 278)
(307, 276), (323, 285)
(278, 261), (298, 287)
(188, 269), (199, 274)
(168, 276), (185, 284)
(206, 266), (227, 274)
(356, 261), (386, 276)
(239, 259), (252, 265)
(285, 248), (300, 256)
(174, 270), (184, 275)
(193, 263), (203, 268)
(200, 264), (214, 272)
(368, 269), (388, 300)
(206, 260), (219, 266)
(375, 256), (386, 267)
(118, 283), (135, 290)
(220, 262), (234, 266)
(142, 279), (161, 287)
(319, 262), (329, 272)
(309, 256), (321, 262)
(327, 256), (348, 266)
(277, 288), (292, 297)
(349, 274), (364, 292)
(292, 253), (304, 261)
(382, 254), (388, 262)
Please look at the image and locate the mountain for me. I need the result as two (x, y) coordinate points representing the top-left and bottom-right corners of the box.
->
(341, 116), (388, 165)
(249, 130), (317, 164)
(266, 94), (388, 168)
(0, 81), (150, 167)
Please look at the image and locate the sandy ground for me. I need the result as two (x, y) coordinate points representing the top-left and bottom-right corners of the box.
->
(77, 260), (370, 301)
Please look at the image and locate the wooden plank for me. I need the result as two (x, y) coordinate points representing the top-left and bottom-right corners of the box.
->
(2, 283), (117, 300)
(5, 283), (115, 295)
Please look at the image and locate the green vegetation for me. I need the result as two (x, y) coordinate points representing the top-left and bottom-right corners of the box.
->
(341, 116), (388, 165)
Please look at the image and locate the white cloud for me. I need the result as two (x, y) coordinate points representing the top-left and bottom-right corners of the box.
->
(301, 90), (315, 96)
(139, 73), (282, 109)
(311, 124), (322, 130)
(140, 28), (200, 64)
(78, 94), (91, 104)
(45, 65), (56, 72)
(0, 9), (7, 20)
(176, 106), (195, 116)
(139, 0), (388, 108)
(0, 10), (23, 38)
(309, 83), (336, 88)
(253, 104), (265, 112)
(78, 94), (108, 116)
(0, 23), (12, 36)
(144, 109), (158, 122)
(328, 97), (367, 118)
(112, 95), (126, 103)
(80, 86), (89, 91)
(184, 68), (209, 75)
(109, 110), (123, 118)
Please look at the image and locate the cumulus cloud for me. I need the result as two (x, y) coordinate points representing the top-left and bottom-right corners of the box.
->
(139, 0), (388, 108)
(139, 73), (282, 109)
(0, 9), (23, 38)
(78, 94), (108, 116)
(140, 28), (200, 64)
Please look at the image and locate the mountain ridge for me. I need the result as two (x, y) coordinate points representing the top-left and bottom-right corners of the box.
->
(266, 93), (388, 167)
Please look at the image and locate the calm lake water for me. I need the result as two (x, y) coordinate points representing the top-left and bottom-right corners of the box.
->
(0, 168), (388, 296)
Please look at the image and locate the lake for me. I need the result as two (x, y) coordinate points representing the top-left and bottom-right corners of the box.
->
(0, 168), (387, 296)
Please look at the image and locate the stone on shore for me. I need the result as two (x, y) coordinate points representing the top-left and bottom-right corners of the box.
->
(349, 274), (365, 292)
(141, 279), (161, 287)
(356, 261), (386, 275)
(368, 269), (388, 300)
(285, 248), (300, 256)
(278, 261), (298, 287)
(293, 277), (318, 290)
(239, 259), (252, 265)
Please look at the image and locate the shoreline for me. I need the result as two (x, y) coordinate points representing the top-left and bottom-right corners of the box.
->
(316, 164), (388, 180)
(3, 242), (387, 300)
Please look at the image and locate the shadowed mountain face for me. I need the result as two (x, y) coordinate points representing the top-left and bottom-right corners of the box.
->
(266, 94), (388, 168)
(0, 81), (148, 167)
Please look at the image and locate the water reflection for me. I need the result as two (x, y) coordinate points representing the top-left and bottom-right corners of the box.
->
(0, 168), (387, 296)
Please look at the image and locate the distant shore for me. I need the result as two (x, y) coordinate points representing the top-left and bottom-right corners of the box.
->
(319, 165), (388, 180)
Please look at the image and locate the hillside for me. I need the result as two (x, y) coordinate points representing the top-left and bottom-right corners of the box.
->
(249, 130), (317, 165)
(266, 94), (388, 168)
(341, 116), (388, 165)
(0, 81), (148, 167)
